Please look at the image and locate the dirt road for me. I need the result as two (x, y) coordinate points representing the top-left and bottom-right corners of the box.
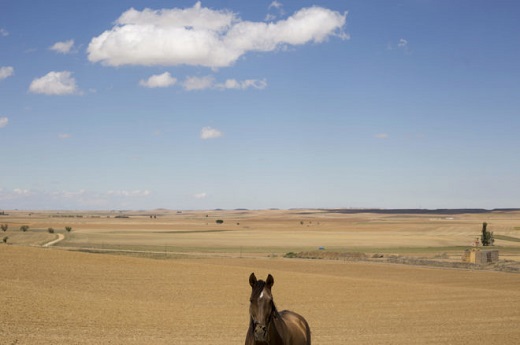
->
(42, 233), (65, 247)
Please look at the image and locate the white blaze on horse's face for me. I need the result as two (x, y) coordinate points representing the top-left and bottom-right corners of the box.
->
(259, 291), (264, 300)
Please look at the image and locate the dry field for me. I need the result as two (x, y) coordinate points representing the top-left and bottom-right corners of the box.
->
(2, 209), (520, 344)
(3, 209), (520, 256)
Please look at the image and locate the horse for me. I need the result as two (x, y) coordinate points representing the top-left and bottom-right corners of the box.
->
(245, 273), (311, 345)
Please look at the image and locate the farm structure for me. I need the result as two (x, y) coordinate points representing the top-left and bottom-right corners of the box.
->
(462, 248), (499, 264)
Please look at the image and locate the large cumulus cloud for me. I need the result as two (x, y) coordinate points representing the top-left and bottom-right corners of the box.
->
(87, 2), (347, 68)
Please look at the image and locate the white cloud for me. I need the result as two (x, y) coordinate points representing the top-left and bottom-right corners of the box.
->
(51, 189), (86, 199)
(107, 190), (151, 197)
(13, 188), (31, 195)
(0, 117), (8, 128)
(139, 72), (177, 88)
(269, 1), (283, 10)
(182, 75), (266, 91)
(50, 39), (75, 54)
(375, 133), (389, 139)
(183, 75), (215, 91)
(87, 2), (347, 68)
(0, 66), (14, 80)
(58, 133), (72, 139)
(217, 78), (267, 90)
(0, 188), (153, 209)
(398, 38), (408, 48)
(194, 192), (207, 199)
(200, 126), (223, 140)
(29, 71), (79, 95)
(0, 28), (8, 37)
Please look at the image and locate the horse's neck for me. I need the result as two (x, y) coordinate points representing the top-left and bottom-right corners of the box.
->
(267, 309), (286, 345)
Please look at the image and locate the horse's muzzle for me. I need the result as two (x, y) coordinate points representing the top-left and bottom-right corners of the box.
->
(254, 323), (268, 342)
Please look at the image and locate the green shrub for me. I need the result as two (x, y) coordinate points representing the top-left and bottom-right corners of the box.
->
(48, 227), (55, 234)
(2, 236), (8, 244)
(65, 226), (72, 232)
(481, 222), (494, 246)
(20, 225), (29, 232)
(216, 219), (224, 224)
(1, 224), (7, 232)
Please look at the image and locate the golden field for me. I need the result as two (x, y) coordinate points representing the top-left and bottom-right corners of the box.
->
(2, 209), (520, 344)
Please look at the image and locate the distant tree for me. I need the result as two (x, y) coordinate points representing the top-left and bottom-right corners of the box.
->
(216, 219), (224, 224)
(65, 226), (72, 232)
(481, 222), (494, 246)
(2, 236), (8, 244)
(1, 224), (7, 232)
(20, 225), (29, 232)
(48, 227), (55, 234)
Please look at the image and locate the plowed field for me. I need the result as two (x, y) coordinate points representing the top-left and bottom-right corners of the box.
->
(2, 245), (520, 344)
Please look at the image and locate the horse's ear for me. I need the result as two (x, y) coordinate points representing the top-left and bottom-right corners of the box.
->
(249, 273), (257, 288)
(266, 274), (274, 289)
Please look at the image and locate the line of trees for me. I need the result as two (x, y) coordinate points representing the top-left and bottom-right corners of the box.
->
(2, 224), (72, 244)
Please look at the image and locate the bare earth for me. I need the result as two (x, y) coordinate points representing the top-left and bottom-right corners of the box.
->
(1, 209), (520, 344)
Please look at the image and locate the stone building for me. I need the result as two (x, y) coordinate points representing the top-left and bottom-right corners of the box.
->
(462, 248), (499, 264)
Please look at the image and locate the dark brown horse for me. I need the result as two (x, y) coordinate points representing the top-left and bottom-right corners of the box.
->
(245, 273), (311, 345)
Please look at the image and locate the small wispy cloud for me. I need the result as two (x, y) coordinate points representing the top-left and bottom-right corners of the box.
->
(182, 75), (267, 91)
(50, 39), (75, 54)
(139, 72), (177, 88)
(387, 38), (409, 52)
(0, 188), (152, 209)
(193, 192), (207, 199)
(0, 66), (14, 80)
(200, 126), (223, 140)
(0, 117), (8, 128)
(29, 71), (80, 95)
(266, 1), (284, 21)
(13, 188), (31, 195)
(183, 76), (215, 91)
(58, 133), (72, 139)
(0, 28), (8, 37)
(375, 133), (389, 139)
(106, 190), (151, 197)
(216, 79), (267, 90)
(269, 1), (283, 9)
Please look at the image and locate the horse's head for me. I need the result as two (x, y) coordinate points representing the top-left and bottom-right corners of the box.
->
(248, 273), (276, 343)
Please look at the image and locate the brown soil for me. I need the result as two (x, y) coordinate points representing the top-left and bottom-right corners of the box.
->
(2, 245), (520, 344)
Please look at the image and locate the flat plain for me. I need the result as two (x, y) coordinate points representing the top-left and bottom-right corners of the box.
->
(2, 209), (520, 344)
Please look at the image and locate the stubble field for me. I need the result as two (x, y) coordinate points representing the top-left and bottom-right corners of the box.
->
(2, 209), (520, 344)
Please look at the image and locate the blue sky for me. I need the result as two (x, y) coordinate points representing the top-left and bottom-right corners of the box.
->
(1, 0), (519, 210)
